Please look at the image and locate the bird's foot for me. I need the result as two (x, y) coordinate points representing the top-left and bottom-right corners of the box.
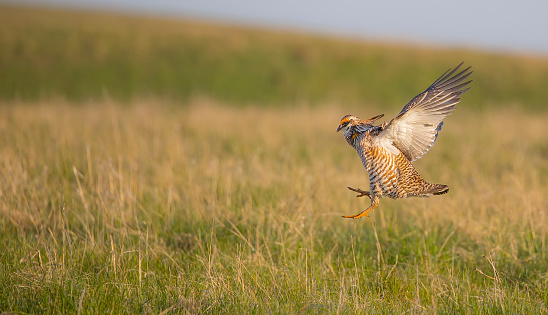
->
(347, 186), (371, 199)
(342, 195), (379, 219)
(342, 203), (378, 219)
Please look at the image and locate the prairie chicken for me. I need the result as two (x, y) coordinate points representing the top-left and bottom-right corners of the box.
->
(337, 63), (472, 219)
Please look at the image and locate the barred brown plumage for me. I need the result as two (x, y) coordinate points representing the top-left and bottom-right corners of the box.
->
(337, 63), (472, 219)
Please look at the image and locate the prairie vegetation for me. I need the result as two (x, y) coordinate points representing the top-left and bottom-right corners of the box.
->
(1, 4), (547, 314)
(1, 100), (547, 313)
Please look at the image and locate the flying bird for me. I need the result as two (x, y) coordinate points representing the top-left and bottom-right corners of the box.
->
(336, 63), (472, 219)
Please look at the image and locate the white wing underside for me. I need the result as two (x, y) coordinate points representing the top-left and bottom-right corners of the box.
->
(374, 63), (472, 161)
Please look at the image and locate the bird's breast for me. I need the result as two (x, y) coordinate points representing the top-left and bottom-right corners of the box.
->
(360, 146), (403, 197)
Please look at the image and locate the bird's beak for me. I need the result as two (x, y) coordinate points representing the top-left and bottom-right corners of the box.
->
(336, 125), (342, 132)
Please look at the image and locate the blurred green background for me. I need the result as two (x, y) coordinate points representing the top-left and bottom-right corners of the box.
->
(2, 5), (548, 110)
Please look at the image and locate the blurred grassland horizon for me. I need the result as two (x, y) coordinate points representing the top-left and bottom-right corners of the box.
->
(1, 4), (548, 111)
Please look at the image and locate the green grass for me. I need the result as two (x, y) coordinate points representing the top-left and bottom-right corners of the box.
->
(1, 101), (547, 313)
(2, 5), (548, 109)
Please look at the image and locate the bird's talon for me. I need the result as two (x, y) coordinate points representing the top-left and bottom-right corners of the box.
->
(342, 196), (379, 219)
(347, 186), (371, 198)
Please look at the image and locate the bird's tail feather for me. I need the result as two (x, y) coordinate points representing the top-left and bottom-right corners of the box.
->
(427, 184), (449, 195)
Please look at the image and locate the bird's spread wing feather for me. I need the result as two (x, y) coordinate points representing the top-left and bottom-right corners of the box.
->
(374, 63), (472, 161)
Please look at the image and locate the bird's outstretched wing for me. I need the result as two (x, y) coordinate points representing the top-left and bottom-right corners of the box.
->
(374, 63), (472, 161)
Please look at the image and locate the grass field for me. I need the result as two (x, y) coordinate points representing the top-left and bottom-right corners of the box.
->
(1, 100), (547, 313)
(1, 4), (548, 314)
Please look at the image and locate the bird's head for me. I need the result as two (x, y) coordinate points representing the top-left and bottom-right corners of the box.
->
(336, 115), (358, 133)
(336, 114), (384, 134)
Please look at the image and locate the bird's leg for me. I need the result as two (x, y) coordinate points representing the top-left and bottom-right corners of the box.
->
(347, 186), (371, 199)
(342, 195), (379, 219)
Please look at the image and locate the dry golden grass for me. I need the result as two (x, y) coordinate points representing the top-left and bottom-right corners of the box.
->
(1, 99), (547, 313)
